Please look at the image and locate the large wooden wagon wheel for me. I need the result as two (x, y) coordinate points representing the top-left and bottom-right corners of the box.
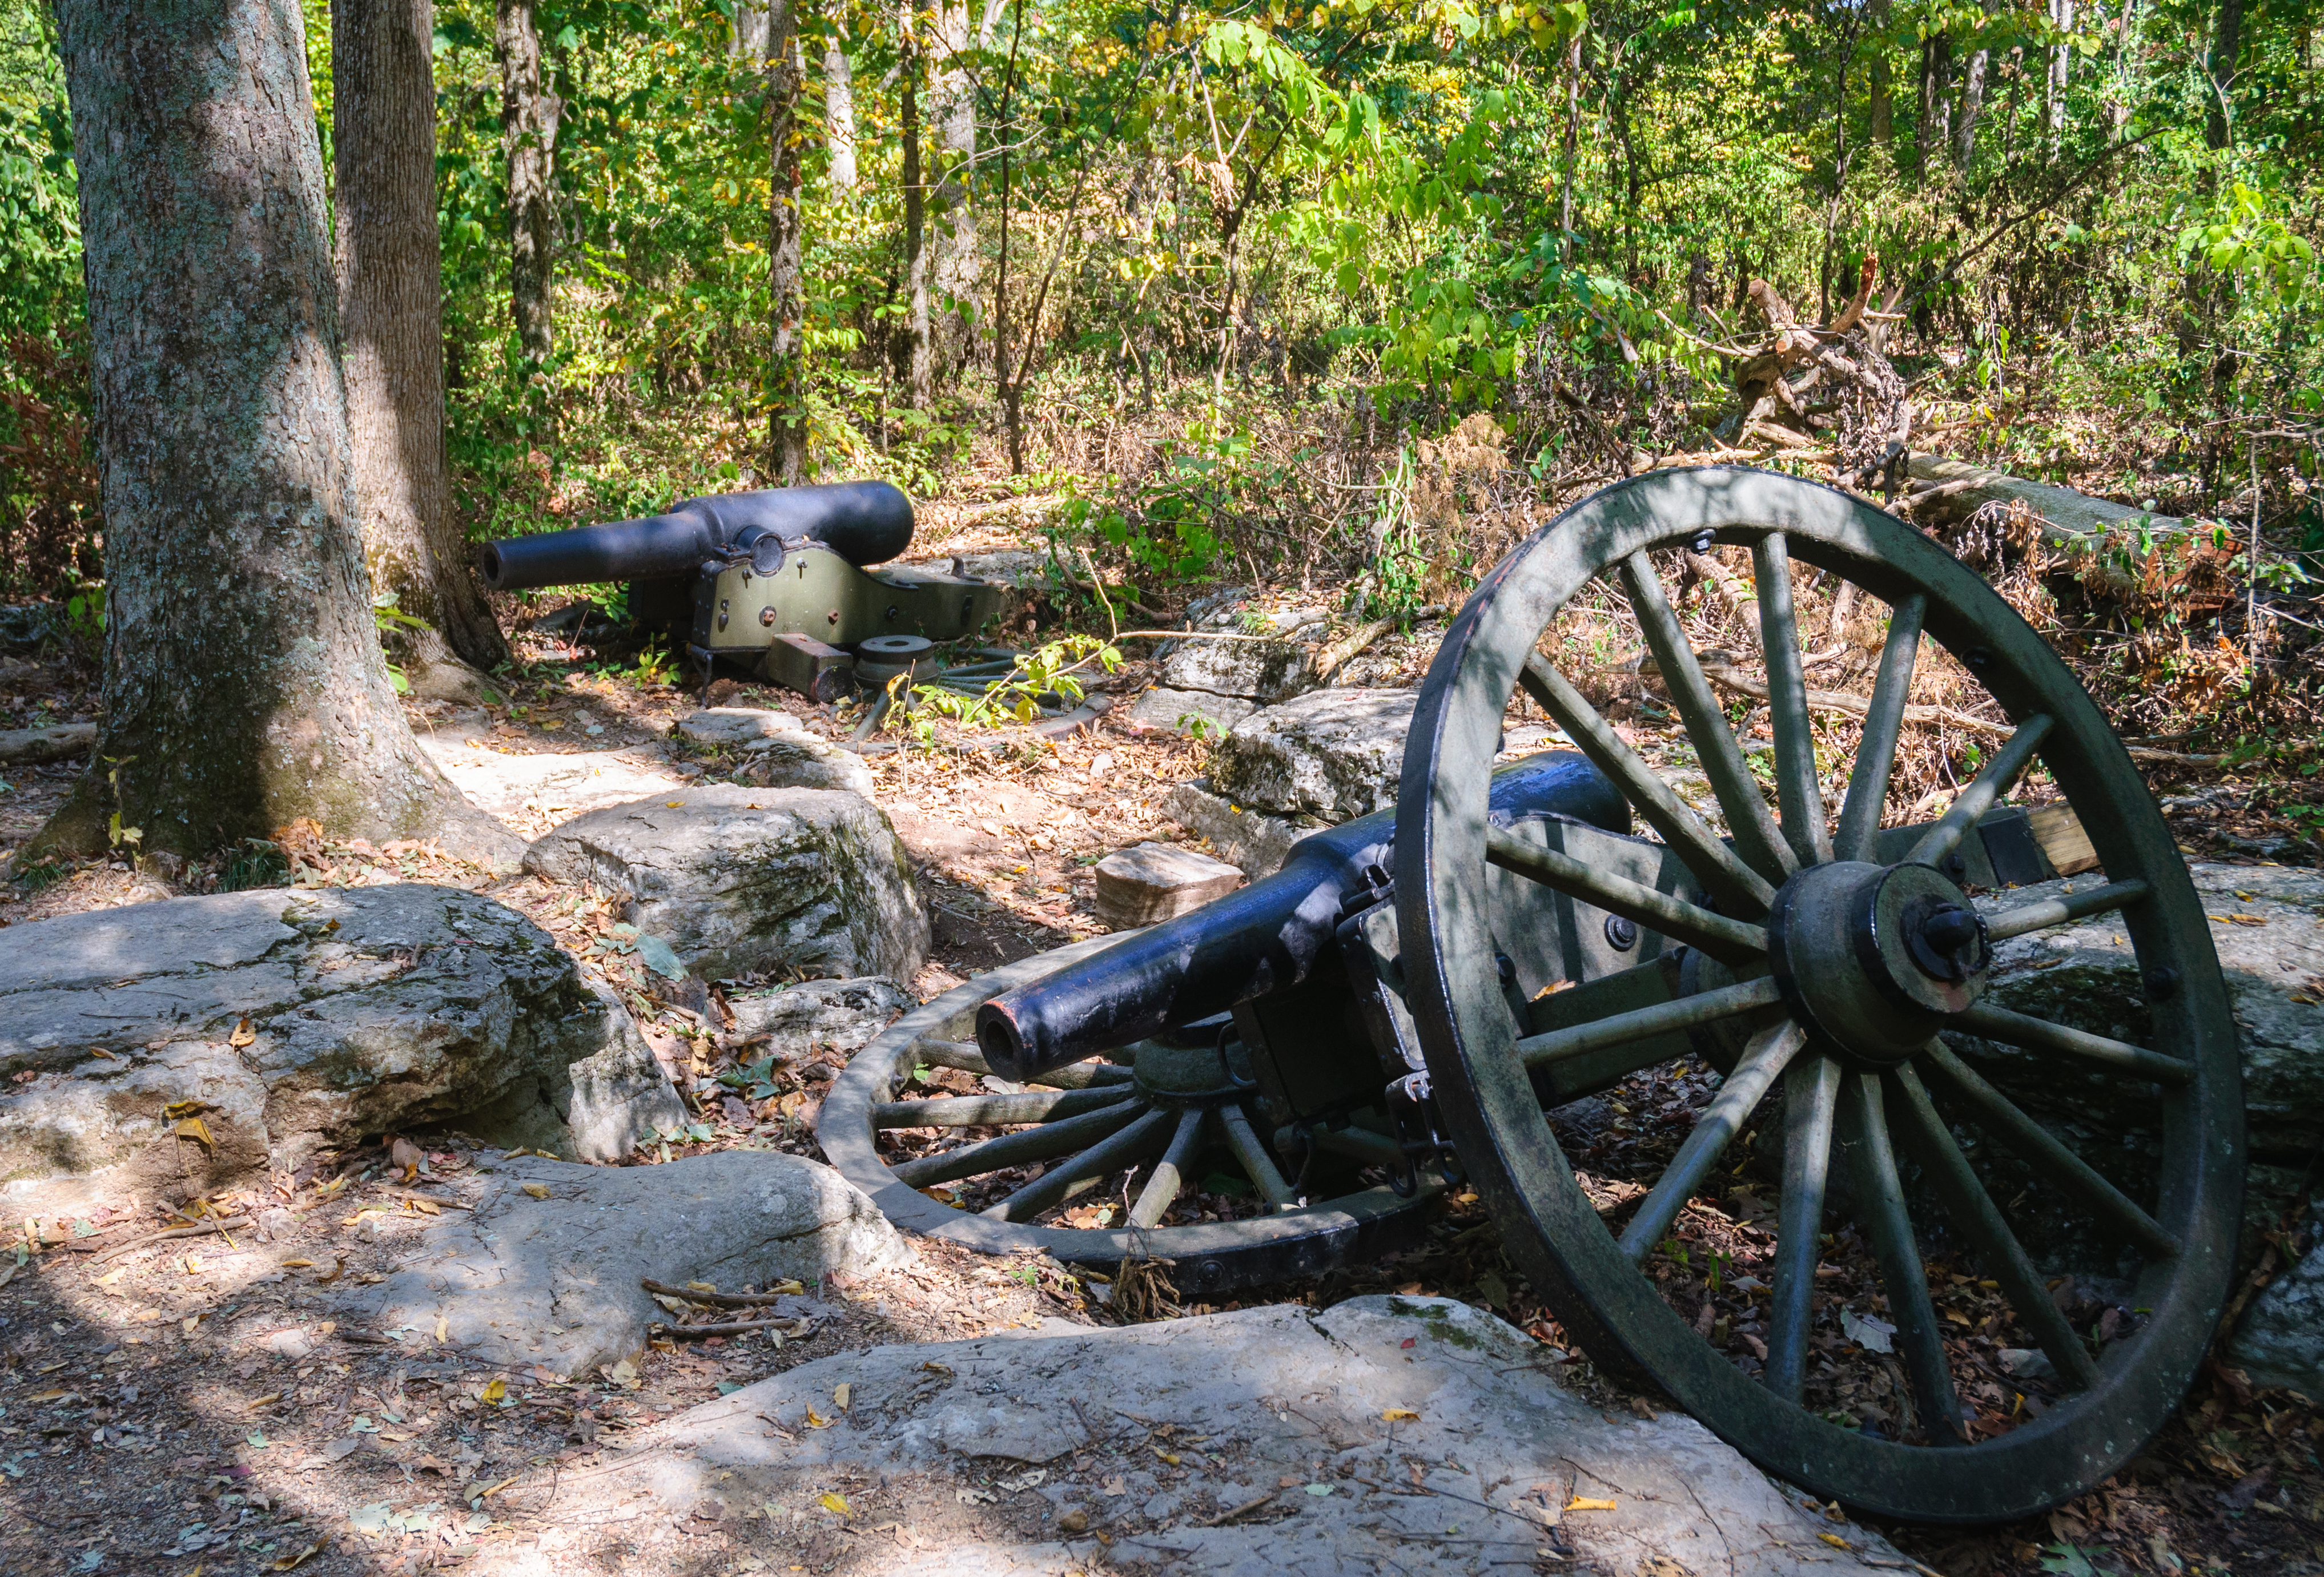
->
(819, 936), (1444, 1296)
(1397, 466), (2242, 1522)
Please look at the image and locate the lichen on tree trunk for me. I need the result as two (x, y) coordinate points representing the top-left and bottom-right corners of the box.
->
(336, 0), (510, 686)
(35, 0), (519, 868)
(765, 0), (807, 483)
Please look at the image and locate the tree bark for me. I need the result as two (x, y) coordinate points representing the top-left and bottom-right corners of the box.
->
(765, 0), (807, 482)
(496, 0), (559, 368)
(825, 37), (857, 194)
(900, 13), (931, 409)
(1557, 31), (1583, 261)
(1954, 41), (1989, 168)
(2046, 0), (2073, 156)
(1915, 33), (1951, 180)
(334, 0), (508, 685)
(927, 0), (979, 376)
(731, 0), (770, 57)
(38, 0), (514, 867)
(2205, 0), (2243, 150)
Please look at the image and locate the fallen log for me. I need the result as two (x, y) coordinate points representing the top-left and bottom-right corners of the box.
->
(1902, 456), (2198, 598)
(0, 722), (97, 766)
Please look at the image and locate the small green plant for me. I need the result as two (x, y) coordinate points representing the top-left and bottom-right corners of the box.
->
(218, 838), (290, 892)
(900, 635), (1123, 734)
(62, 582), (104, 646)
(100, 754), (140, 854)
(372, 590), (431, 694)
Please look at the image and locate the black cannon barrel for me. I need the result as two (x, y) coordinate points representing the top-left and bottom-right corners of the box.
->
(477, 480), (914, 591)
(975, 750), (1627, 1082)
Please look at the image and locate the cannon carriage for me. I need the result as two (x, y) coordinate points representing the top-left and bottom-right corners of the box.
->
(819, 466), (2241, 1524)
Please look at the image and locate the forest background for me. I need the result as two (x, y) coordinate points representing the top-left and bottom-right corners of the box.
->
(0, 0), (2320, 762)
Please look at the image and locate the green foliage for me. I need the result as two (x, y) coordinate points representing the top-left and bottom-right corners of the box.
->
(902, 634), (1123, 736)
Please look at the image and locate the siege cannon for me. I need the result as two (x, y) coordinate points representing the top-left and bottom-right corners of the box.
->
(819, 466), (2242, 1525)
(479, 481), (1006, 699)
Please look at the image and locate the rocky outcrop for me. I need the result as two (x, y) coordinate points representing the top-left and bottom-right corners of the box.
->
(1128, 598), (1328, 735)
(348, 1150), (912, 1379)
(0, 885), (681, 1214)
(727, 976), (914, 1057)
(522, 787), (930, 983)
(1209, 687), (1418, 822)
(2228, 1237), (2324, 1396)
(464, 1294), (1910, 1576)
(677, 707), (875, 796)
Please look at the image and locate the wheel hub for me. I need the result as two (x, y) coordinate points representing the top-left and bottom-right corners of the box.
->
(1767, 861), (1992, 1068)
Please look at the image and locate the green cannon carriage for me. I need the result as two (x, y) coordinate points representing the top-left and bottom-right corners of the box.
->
(819, 467), (2242, 1525)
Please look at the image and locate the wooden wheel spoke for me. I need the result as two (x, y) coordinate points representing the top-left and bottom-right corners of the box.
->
(1766, 1052), (1843, 1402)
(1953, 1001), (2191, 1085)
(1217, 1102), (1301, 1209)
(1920, 1045), (2178, 1257)
(1518, 654), (1777, 916)
(890, 1096), (1145, 1189)
(1523, 975), (1782, 1071)
(1905, 715), (2054, 871)
(1618, 1019), (1804, 1261)
(1753, 533), (1835, 866)
(1621, 550), (1796, 882)
(872, 1087), (1128, 1129)
(1834, 594), (1928, 863)
(1843, 1072), (1968, 1445)
(1128, 1107), (1209, 1228)
(1983, 879), (2150, 943)
(1890, 1065), (2101, 1391)
(983, 1105), (1176, 1222)
(1485, 826), (1769, 963)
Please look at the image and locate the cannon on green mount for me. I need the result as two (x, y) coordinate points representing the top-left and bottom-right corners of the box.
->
(478, 482), (1007, 701)
(817, 466), (2242, 1526)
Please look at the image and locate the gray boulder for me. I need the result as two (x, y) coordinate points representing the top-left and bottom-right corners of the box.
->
(677, 706), (807, 746)
(479, 1295), (1907, 1576)
(1129, 601), (1326, 735)
(2227, 1237), (2324, 1396)
(0, 885), (679, 1216)
(523, 787), (930, 983)
(678, 707), (875, 796)
(1953, 863), (2324, 1268)
(729, 976), (914, 1058)
(1210, 687), (1418, 821)
(348, 1149), (912, 1379)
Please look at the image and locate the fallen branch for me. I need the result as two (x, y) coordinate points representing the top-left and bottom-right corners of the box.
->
(0, 722), (97, 766)
(1196, 1490), (1278, 1527)
(1696, 664), (2012, 738)
(373, 1186), (472, 1211)
(648, 1316), (811, 1340)
(90, 1214), (254, 1265)
(640, 1277), (795, 1309)
(1310, 604), (1449, 683)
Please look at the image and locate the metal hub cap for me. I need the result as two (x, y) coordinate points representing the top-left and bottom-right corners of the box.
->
(1769, 861), (1991, 1068)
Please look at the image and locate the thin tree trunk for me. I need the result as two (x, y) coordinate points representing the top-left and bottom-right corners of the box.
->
(900, 13), (931, 409)
(496, 0), (559, 369)
(1916, 33), (1951, 179)
(2046, 0), (2073, 156)
(1954, 42), (1990, 168)
(335, 0), (508, 685)
(1557, 31), (1583, 262)
(928, 0), (979, 376)
(825, 38), (857, 193)
(2206, 0), (2243, 150)
(765, 0), (806, 482)
(39, 0), (512, 866)
(731, 0), (770, 57)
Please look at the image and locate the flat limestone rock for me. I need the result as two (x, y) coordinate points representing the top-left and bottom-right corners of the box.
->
(674, 708), (874, 795)
(2229, 1240), (2324, 1395)
(727, 976), (913, 1057)
(464, 1296), (1904, 1577)
(1127, 685), (1255, 736)
(348, 1150), (911, 1378)
(677, 707), (807, 746)
(1093, 841), (1244, 927)
(522, 786), (930, 983)
(1211, 687), (1418, 821)
(1159, 781), (1315, 878)
(0, 886), (678, 1214)
(417, 732), (690, 834)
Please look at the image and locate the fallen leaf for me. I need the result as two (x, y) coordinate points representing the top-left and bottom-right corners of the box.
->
(94, 1266), (127, 1286)
(805, 1409), (831, 1429)
(1102, 1475), (1127, 1496)
(174, 1116), (215, 1149)
(1058, 1508), (1090, 1533)
(521, 1183), (550, 1200)
(435, 1313), (449, 1342)
(1304, 1483), (1333, 1497)
(833, 1383), (851, 1411)
(1819, 1532), (1854, 1551)
(818, 1491), (850, 1517)
(1566, 1496), (1618, 1512)
(481, 1378), (507, 1404)
(920, 1362), (953, 1378)
(182, 1315), (200, 1335)
(279, 1258), (314, 1269)
(269, 1544), (320, 1571)
(229, 1018), (257, 1048)
(665, 800), (685, 808)
(1152, 1447), (1181, 1467)
(314, 1257), (345, 1285)
(1382, 1408), (1420, 1422)
(769, 1278), (805, 1295)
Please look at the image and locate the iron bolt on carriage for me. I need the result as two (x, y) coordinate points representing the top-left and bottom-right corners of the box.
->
(821, 468), (2242, 1525)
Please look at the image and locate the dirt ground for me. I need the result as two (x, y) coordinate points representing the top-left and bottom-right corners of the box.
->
(2, 509), (2321, 1577)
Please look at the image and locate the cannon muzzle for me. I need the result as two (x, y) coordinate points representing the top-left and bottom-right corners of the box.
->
(477, 481), (915, 592)
(975, 750), (1627, 1081)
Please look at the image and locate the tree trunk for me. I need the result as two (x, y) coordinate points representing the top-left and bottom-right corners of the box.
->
(1915, 33), (1951, 179)
(2206, 0), (2243, 150)
(731, 0), (770, 57)
(825, 37), (858, 194)
(2046, 0), (2073, 156)
(928, 0), (979, 376)
(901, 15), (931, 409)
(496, 0), (559, 368)
(1954, 42), (1989, 168)
(764, 0), (807, 482)
(1869, 50), (1893, 142)
(1557, 31), (1583, 261)
(38, 0), (513, 867)
(334, 0), (508, 686)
